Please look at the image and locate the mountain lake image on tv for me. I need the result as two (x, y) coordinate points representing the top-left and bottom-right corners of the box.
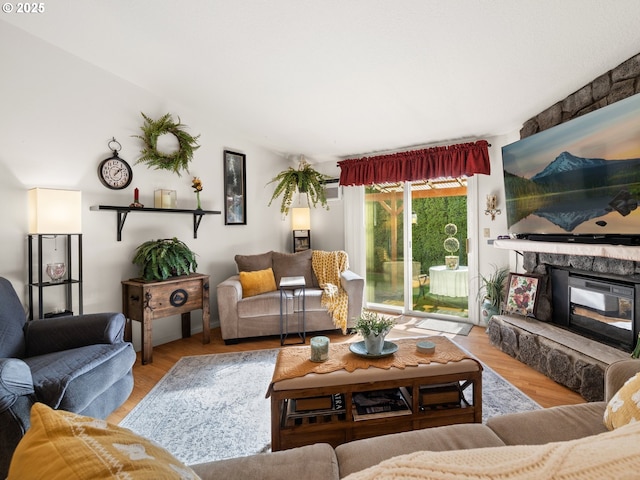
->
(501, 92), (640, 244)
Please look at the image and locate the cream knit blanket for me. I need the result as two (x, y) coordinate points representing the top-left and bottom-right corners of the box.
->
(312, 250), (349, 333)
(344, 420), (640, 480)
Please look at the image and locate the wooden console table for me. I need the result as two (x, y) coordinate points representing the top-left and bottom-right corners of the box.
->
(122, 273), (210, 364)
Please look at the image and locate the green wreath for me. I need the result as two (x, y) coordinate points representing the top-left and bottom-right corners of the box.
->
(135, 112), (200, 176)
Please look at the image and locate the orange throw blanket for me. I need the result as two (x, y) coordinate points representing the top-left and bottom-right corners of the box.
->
(312, 250), (349, 333)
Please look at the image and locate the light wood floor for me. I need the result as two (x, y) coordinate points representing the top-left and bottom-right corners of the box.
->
(107, 320), (586, 424)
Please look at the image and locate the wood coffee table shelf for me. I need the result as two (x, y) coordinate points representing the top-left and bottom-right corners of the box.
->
(270, 341), (482, 451)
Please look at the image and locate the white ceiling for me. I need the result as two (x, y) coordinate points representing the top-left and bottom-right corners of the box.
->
(4, 1), (640, 162)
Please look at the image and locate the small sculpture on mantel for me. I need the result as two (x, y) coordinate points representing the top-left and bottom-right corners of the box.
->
(129, 187), (144, 208)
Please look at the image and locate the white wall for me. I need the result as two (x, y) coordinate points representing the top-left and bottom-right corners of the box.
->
(476, 135), (519, 272)
(0, 23), (305, 350)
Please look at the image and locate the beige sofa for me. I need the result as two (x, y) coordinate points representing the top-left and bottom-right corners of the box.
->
(217, 250), (364, 344)
(189, 359), (640, 479)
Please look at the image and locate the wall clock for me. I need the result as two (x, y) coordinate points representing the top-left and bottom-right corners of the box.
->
(98, 138), (133, 190)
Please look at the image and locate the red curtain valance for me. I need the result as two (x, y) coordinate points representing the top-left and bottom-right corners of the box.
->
(337, 140), (491, 186)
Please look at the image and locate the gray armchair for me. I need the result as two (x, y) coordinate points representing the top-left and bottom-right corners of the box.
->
(0, 277), (136, 477)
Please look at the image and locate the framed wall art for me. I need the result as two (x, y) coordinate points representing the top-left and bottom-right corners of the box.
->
(504, 273), (541, 317)
(223, 150), (246, 225)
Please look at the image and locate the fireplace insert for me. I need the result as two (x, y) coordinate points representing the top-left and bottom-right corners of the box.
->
(551, 268), (639, 352)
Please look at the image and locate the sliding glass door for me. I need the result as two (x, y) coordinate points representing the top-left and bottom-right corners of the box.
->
(365, 186), (405, 309)
(365, 180), (469, 319)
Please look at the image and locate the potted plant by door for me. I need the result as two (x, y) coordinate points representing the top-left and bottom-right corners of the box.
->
(477, 265), (509, 325)
(354, 310), (395, 355)
(132, 237), (198, 281)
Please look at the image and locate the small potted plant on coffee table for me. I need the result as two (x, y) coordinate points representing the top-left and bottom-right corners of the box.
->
(354, 310), (395, 355)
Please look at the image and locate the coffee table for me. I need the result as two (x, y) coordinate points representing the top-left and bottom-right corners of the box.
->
(269, 337), (482, 451)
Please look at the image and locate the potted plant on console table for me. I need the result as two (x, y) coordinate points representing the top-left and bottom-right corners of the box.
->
(132, 237), (198, 281)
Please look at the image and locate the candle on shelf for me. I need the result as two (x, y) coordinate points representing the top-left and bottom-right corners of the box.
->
(310, 336), (330, 362)
(130, 188), (143, 208)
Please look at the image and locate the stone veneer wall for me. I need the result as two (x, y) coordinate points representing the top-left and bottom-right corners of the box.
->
(520, 53), (640, 139)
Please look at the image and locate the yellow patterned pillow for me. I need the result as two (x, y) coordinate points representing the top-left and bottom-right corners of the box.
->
(8, 403), (200, 479)
(604, 371), (640, 430)
(239, 267), (277, 298)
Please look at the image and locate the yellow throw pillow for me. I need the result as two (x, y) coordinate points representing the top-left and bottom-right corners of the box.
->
(8, 403), (200, 480)
(604, 371), (640, 430)
(239, 267), (277, 298)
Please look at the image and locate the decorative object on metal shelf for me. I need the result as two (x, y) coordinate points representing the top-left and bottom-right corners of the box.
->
(130, 187), (144, 208)
(485, 194), (501, 220)
(267, 156), (330, 216)
(192, 177), (203, 210)
(134, 113), (200, 176)
(224, 150), (246, 225)
(154, 189), (177, 209)
(443, 223), (460, 270)
(98, 137), (133, 190)
(45, 262), (66, 283)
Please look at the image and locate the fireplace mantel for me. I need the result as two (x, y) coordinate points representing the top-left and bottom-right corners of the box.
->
(493, 239), (640, 262)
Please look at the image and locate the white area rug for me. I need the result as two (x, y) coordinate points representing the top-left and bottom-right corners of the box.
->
(119, 346), (540, 466)
(416, 318), (473, 336)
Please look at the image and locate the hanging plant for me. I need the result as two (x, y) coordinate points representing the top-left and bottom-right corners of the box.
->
(134, 112), (200, 176)
(267, 158), (331, 215)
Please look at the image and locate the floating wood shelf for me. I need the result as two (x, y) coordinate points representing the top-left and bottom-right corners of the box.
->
(90, 205), (222, 241)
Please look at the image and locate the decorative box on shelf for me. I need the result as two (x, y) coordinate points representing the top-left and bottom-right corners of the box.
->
(154, 189), (177, 208)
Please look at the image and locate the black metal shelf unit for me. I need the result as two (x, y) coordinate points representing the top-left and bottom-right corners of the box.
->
(28, 234), (83, 320)
(90, 205), (222, 241)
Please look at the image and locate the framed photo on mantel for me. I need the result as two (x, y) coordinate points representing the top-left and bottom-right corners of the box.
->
(223, 150), (246, 225)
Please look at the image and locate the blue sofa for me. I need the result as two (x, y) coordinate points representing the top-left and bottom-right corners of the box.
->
(0, 277), (136, 476)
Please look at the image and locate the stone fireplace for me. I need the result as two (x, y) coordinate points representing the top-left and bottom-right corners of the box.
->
(486, 239), (640, 401)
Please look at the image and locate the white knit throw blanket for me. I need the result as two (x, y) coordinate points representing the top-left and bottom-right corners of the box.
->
(344, 421), (640, 480)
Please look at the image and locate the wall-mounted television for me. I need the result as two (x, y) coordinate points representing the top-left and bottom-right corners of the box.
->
(501, 92), (640, 245)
